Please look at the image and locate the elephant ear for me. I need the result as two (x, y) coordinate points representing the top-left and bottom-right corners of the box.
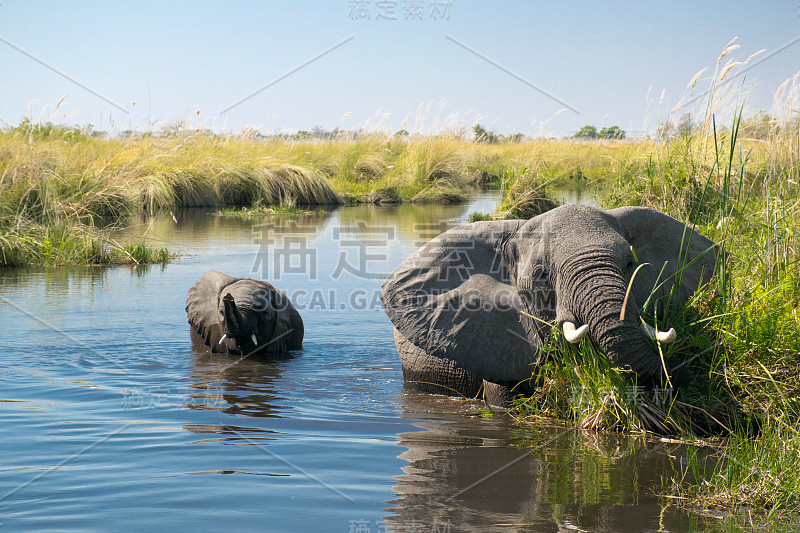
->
(257, 280), (305, 350)
(186, 270), (237, 347)
(381, 220), (540, 383)
(609, 206), (720, 316)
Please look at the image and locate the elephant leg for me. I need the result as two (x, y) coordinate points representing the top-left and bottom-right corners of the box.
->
(481, 380), (520, 409)
(393, 328), (483, 399)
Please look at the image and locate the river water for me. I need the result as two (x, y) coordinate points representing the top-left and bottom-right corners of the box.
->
(1, 193), (726, 531)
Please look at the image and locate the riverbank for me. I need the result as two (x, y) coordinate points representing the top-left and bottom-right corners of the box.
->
(0, 122), (490, 266)
(0, 119), (641, 267)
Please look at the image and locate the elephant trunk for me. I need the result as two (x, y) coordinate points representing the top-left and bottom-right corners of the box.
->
(559, 251), (662, 381)
(221, 293), (246, 336)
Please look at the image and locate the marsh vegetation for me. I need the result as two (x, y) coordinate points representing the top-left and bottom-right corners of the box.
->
(2, 42), (798, 525)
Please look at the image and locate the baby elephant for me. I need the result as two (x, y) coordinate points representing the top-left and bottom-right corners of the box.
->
(186, 270), (303, 355)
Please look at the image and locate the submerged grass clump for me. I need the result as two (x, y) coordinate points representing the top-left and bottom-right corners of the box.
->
(0, 218), (171, 267)
(217, 196), (325, 219)
(674, 425), (800, 516)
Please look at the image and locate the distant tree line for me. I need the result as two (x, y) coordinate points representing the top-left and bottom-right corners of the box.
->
(471, 124), (525, 143)
(572, 125), (626, 140)
(658, 111), (800, 140)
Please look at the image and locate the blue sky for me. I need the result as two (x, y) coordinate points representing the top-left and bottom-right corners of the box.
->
(1, 1), (798, 137)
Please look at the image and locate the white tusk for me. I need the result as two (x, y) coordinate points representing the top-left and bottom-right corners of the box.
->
(657, 328), (677, 343)
(218, 334), (227, 345)
(563, 321), (589, 344)
(251, 334), (258, 346)
(640, 321), (677, 344)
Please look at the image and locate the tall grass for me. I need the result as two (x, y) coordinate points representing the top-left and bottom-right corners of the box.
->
(1, 120), (594, 266)
(0, 124), (493, 266)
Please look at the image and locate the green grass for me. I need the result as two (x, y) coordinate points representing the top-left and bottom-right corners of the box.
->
(0, 118), (591, 266)
(467, 211), (493, 222)
(510, 327), (671, 434)
(0, 121), (523, 266)
(1, 119), (614, 216)
(670, 425), (800, 517)
(216, 196), (323, 219)
(0, 218), (171, 266)
(499, 62), (800, 520)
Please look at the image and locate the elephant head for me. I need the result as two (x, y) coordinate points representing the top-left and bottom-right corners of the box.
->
(381, 205), (719, 394)
(186, 270), (304, 355)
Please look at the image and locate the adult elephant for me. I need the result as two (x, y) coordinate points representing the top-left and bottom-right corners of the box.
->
(381, 204), (719, 404)
(186, 270), (303, 355)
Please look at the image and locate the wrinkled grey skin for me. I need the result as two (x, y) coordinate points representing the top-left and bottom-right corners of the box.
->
(381, 205), (719, 404)
(186, 270), (303, 355)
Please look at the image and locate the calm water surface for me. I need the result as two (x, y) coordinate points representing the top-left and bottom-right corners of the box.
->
(1, 193), (725, 531)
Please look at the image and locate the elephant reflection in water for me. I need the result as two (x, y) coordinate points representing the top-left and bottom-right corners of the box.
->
(385, 394), (711, 531)
(182, 343), (295, 439)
